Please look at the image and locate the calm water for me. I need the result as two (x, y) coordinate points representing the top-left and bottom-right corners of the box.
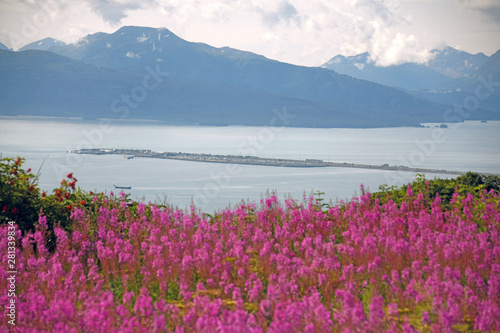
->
(1, 117), (499, 212)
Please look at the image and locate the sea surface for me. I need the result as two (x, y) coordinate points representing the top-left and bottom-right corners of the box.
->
(1, 117), (499, 212)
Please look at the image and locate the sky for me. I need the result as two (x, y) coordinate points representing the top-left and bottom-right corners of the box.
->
(0, 0), (499, 67)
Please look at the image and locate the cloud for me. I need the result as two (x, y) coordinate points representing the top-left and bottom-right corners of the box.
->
(85, 0), (154, 24)
(300, 0), (435, 67)
(365, 18), (434, 66)
(354, 0), (398, 24)
(456, 0), (500, 22)
(67, 0), (435, 66)
(3, 0), (490, 67)
(258, 0), (301, 27)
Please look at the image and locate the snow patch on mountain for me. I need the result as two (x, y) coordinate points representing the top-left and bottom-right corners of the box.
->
(137, 33), (148, 43)
(354, 63), (364, 70)
(126, 51), (140, 59)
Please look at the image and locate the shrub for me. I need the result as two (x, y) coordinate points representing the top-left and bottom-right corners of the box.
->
(374, 172), (500, 206)
(0, 156), (119, 250)
(0, 157), (40, 232)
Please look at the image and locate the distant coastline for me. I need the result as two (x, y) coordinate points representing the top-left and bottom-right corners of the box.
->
(3, 115), (498, 130)
(0, 115), (164, 123)
(72, 148), (483, 176)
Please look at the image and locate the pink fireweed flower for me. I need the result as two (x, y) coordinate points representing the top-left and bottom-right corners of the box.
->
(7, 189), (500, 331)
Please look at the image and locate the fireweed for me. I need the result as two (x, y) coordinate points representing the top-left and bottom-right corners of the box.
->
(1, 186), (499, 332)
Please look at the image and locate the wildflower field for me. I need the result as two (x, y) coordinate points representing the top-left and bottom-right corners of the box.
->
(1, 157), (500, 332)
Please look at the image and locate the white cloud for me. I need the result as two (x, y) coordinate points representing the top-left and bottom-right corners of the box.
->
(277, 0), (437, 66)
(366, 19), (434, 66)
(85, 0), (154, 24)
(263, 32), (279, 41)
(0, 0), (497, 66)
(456, 0), (500, 22)
(257, 0), (301, 27)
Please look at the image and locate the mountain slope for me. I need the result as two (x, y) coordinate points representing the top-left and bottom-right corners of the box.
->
(410, 49), (500, 115)
(427, 46), (488, 79)
(466, 49), (500, 89)
(453, 49), (500, 114)
(322, 52), (452, 90)
(322, 47), (488, 91)
(43, 26), (456, 126)
(0, 42), (10, 51)
(3, 27), (495, 127)
(19, 37), (66, 51)
(0, 49), (371, 127)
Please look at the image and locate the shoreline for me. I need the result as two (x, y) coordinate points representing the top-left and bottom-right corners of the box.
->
(2, 115), (497, 130)
(72, 148), (480, 176)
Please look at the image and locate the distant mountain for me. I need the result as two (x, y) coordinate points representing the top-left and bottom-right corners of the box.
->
(427, 46), (488, 79)
(413, 49), (500, 115)
(49, 26), (267, 77)
(0, 49), (339, 127)
(463, 49), (500, 89)
(18, 37), (66, 51)
(0, 27), (495, 127)
(0, 42), (10, 51)
(322, 47), (488, 91)
(1, 48), (462, 128)
(39, 26), (465, 127)
(322, 52), (451, 91)
(471, 49), (500, 114)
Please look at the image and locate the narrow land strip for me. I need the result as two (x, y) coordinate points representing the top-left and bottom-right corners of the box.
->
(70, 148), (489, 176)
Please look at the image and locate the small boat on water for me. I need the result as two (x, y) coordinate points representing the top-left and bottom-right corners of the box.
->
(114, 184), (132, 190)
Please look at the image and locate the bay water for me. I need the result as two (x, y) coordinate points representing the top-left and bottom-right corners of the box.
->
(1, 117), (499, 212)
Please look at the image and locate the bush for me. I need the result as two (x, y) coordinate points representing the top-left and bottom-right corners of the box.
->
(0, 157), (40, 232)
(0, 156), (118, 250)
(374, 172), (500, 206)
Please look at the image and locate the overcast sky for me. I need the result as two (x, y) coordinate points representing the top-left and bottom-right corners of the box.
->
(0, 0), (499, 67)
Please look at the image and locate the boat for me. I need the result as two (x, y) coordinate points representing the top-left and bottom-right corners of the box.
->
(114, 184), (132, 190)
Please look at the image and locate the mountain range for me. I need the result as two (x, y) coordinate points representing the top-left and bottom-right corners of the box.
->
(0, 26), (498, 128)
(18, 37), (66, 52)
(321, 47), (488, 91)
(321, 47), (500, 118)
(410, 49), (500, 115)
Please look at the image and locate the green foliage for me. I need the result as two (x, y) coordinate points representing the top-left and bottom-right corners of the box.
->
(374, 172), (500, 206)
(313, 190), (330, 212)
(0, 156), (128, 250)
(0, 157), (40, 232)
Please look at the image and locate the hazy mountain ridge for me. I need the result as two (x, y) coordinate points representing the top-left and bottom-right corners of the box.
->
(0, 42), (10, 51)
(409, 49), (500, 115)
(0, 49), (344, 127)
(322, 47), (489, 91)
(18, 37), (66, 52)
(322, 52), (451, 91)
(322, 46), (499, 116)
(1, 26), (496, 127)
(427, 46), (488, 79)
